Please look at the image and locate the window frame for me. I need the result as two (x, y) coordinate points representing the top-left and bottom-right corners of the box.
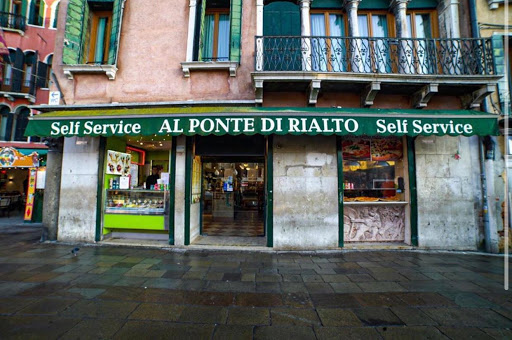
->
(201, 8), (230, 62)
(87, 10), (113, 64)
(405, 9), (439, 39)
(357, 10), (395, 38)
(27, 0), (45, 27)
(310, 9), (347, 72)
(21, 51), (36, 94)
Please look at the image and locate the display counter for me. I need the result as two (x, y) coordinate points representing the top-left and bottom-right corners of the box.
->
(104, 189), (168, 230)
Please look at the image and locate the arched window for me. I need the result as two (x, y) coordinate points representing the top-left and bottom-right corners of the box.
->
(50, 1), (59, 29)
(1, 49), (16, 91)
(13, 107), (30, 141)
(22, 51), (35, 93)
(28, 0), (45, 26)
(0, 105), (11, 141)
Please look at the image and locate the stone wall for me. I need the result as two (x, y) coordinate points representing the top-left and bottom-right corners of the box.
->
(415, 135), (482, 250)
(273, 135), (338, 249)
(57, 137), (100, 242)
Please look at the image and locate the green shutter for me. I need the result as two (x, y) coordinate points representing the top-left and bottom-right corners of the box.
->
(197, 0), (207, 61)
(62, 0), (87, 64)
(492, 35), (510, 113)
(229, 0), (242, 62)
(21, 0), (27, 19)
(107, 0), (123, 65)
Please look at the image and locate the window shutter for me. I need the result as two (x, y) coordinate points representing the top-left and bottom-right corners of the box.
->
(29, 51), (38, 95)
(36, 61), (48, 88)
(196, 0), (207, 61)
(107, 0), (123, 65)
(62, 0), (87, 64)
(11, 48), (24, 93)
(229, 0), (242, 62)
(492, 35), (510, 111)
(4, 113), (13, 141)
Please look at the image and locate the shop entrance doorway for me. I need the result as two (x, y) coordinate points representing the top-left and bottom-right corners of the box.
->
(202, 159), (265, 237)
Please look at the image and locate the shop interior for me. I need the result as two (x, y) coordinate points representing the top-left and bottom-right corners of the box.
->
(201, 159), (265, 237)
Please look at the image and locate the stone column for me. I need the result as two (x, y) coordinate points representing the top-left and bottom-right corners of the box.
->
(391, 0), (411, 73)
(300, 0), (312, 71)
(174, 135), (186, 246)
(344, 0), (362, 72)
(186, 0), (198, 61)
(255, 0), (264, 71)
(42, 137), (63, 241)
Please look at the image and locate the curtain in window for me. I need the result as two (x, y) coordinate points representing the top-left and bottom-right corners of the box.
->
(329, 14), (344, 72)
(201, 14), (215, 61)
(94, 17), (108, 63)
(311, 14), (326, 71)
(408, 14), (433, 74)
(217, 14), (230, 61)
(371, 15), (390, 73)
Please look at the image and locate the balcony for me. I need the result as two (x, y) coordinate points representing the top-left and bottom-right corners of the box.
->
(252, 36), (501, 108)
(0, 11), (25, 32)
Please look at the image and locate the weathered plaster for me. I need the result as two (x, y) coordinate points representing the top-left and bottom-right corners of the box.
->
(174, 136), (186, 246)
(273, 135), (338, 249)
(57, 137), (100, 242)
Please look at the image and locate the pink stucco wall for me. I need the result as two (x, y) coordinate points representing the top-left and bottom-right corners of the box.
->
(53, 0), (257, 105)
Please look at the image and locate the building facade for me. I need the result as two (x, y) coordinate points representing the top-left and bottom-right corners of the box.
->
(0, 0), (58, 220)
(27, 0), (504, 250)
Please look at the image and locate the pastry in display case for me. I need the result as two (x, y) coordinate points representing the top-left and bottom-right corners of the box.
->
(105, 189), (168, 215)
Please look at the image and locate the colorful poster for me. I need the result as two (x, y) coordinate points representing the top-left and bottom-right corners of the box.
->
(371, 137), (403, 161)
(106, 150), (131, 176)
(24, 168), (37, 221)
(342, 138), (371, 160)
(0, 147), (40, 168)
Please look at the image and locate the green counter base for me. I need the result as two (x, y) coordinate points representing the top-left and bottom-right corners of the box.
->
(104, 214), (165, 230)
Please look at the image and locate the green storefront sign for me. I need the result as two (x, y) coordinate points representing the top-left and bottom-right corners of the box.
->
(25, 107), (500, 137)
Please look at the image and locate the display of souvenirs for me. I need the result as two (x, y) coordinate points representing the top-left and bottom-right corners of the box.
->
(106, 150), (131, 176)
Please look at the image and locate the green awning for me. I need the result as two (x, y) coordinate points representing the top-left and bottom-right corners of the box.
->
(25, 107), (500, 137)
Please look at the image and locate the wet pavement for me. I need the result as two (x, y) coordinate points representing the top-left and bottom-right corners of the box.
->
(0, 226), (511, 339)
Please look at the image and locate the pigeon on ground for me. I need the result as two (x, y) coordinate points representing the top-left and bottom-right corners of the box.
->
(71, 247), (80, 256)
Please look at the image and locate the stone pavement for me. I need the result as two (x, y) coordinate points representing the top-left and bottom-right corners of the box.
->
(1, 227), (512, 339)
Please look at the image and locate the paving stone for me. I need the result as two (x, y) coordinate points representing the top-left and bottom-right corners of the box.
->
(329, 282), (363, 293)
(437, 326), (494, 340)
(305, 283), (334, 294)
(235, 293), (283, 307)
(310, 294), (360, 308)
(358, 281), (408, 293)
(241, 273), (256, 281)
(182, 271), (206, 280)
(256, 274), (282, 282)
(18, 297), (78, 315)
(60, 318), (126, 340)
(315, 326), (381, 340)
(390, 307), (438, 326)
(254, 325), (315, 339)
(113, 321), (214, 340)
(352, 307), (405, 326)
(302, 275), (324, 283)
(0, 315), (81, 339)
(376, 326), (448, 339)
(271, 308), (321, 326)
(61, 300), (139, 319)
(282, 292), (313, 308)
(97, 287), (144, 301)
(0, 297), (37, 314)
(227, 307), (270, 325)
(396, 292), (457, 307)
(316, 308), (362, 326)
(421, 307), (512, 328)
(213, 325), (254, 340)
(184, 291), (235, 306)
(353, 293), (407, 307)
(113, 276), (148, 287)
(23, 272), (62, 283)
(178, 279), (208, 291)
(482, 328), (512, 339)
(281, 282), (308, 294)
(441, 292), (498, 308)
(321, 274), (350, 283)
(143, 278), (182, 289)
(348, 274), (376, 282)
(128, 303), (184, 321)
(178, 305), (228, 324)
(256, 282), (281, 293)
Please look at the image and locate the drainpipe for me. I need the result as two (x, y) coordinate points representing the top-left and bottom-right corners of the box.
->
(469, 0), (495, 252)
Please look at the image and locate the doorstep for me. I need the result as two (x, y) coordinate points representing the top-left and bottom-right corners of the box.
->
(343, 242), (414, 250)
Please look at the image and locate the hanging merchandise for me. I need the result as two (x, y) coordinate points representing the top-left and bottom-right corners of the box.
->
(24, 168), (37, 221)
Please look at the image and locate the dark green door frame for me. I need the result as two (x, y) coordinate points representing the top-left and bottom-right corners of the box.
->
(184, 136), (193, 245)
(168, 136), (177, 245)
(95, 137), (107, 242)
(336, 136), (344, 247)
(407, 136), (419, 246)
(266, 135), (273, 247)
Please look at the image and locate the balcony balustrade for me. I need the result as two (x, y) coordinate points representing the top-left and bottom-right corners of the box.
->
(0, 11), (25, 31)
(255, 36), (495, 76)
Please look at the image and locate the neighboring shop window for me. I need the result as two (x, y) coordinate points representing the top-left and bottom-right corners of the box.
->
(342, 137), (406, 202)
(310, 10), (346, 72)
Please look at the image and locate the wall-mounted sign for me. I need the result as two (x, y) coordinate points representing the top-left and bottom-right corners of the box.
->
(0, 147), (39, 168)
(106, 150), (131, 176)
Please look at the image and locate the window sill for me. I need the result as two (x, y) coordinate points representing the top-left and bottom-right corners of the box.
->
(62, 64), (118, 80)
(1, 27), (24, 36)
(181, 61), (238, 78)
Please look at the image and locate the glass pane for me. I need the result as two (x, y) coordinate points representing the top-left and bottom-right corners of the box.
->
(217, 14), (230, 61)
(371, 15), (388, 37)
(311, 14), (327, 71)
(342, 137), (405, 202)
(415, 14), (432, 38)
(310, 14), (326, 36)
(201, 14), (215, 61)
(94, 17), (108, 63)
(329, 14), (343, 36)
(23, 65), (32, 87)
(4, 64), (11, 85)
(357, 15), (369, 37)
(329, 14), (345, 72)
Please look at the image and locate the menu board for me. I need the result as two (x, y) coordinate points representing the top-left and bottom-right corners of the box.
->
(342, 137), (371, 160)
(106, 150), (131, 176)
(342, 137), (402, 161)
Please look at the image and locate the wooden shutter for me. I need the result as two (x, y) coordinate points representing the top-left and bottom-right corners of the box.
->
(36, 61), (48, 88)
(229, 0), (242, 62)
(107, 0), (123, 65)
(195, 0), (207, 61)
(62, 0), (87, 64)
(29, 51), (38, 95)
(11, 48), (24, 93)
(4, 113), (13, 141)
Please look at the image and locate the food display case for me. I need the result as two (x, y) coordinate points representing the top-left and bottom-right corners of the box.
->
(105, 189), (167, 215)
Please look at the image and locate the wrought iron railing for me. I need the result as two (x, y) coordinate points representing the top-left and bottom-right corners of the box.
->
(0, 11), (25, 31)
(255, 36), (495, 76)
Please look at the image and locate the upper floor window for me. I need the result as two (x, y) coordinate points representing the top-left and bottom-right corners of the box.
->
(357, 11), (394, 73)
(13, 106), (29, 141)
(22, 51), (35, 92)
(27, 0), (44, 26)
(50, 0), (59, 28)
(193, 0), (241, 63)
(0, 0), (26, 31)
(62, 0), (123, 66)
(310, 10), (346, 72)
(406, 10), (437, 38)
(1, 48), (16, 90)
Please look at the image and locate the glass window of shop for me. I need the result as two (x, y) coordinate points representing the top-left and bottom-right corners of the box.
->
(342, 137), (406, 202)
